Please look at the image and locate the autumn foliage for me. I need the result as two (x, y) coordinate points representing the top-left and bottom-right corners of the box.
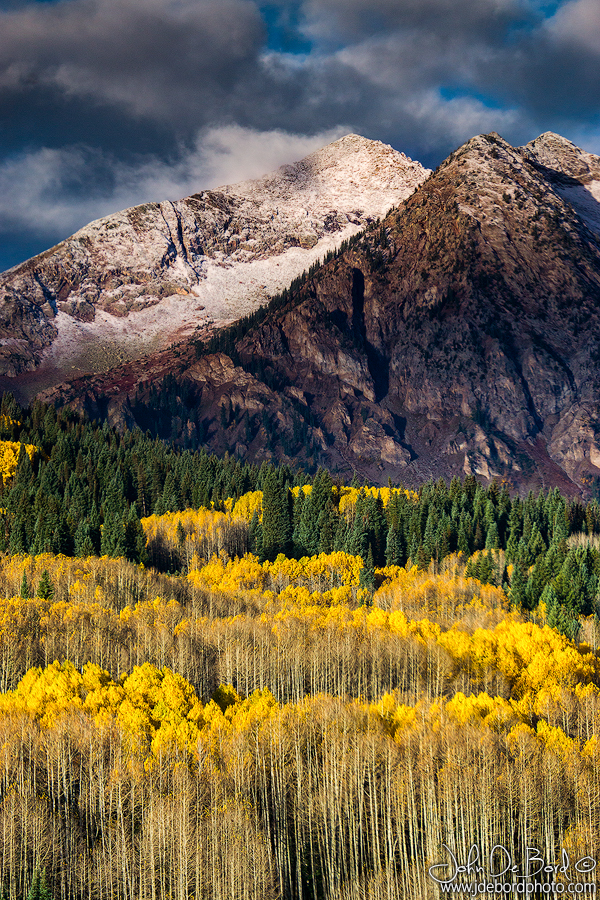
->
(0, 431), (596, 899)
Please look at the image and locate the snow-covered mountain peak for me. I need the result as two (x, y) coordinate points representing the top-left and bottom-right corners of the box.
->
(0, 134), (430, 392)
(521, 132), (600, 236)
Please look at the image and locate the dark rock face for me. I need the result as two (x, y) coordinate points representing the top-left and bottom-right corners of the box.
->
(30, 131), (600, 493)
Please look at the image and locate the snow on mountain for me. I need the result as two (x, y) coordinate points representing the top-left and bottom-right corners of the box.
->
(522, 131), (600, 235)
(0, 134), (430, 387)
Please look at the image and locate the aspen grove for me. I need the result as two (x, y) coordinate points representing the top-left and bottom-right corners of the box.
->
(0, 396), (596, 898)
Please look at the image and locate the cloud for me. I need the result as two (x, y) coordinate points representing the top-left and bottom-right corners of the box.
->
(1, 0), (596, 160)
(191, 124), (347, 185)
(1, 0), (599, 269)
(0, 0), (265, 126)
(393, 90), (523, 152)
(548, 0), (600, 53)
(298, 0), (530, 45)
(0, 125), (346, 241)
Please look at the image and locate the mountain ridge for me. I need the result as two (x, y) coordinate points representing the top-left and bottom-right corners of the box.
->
(36, 129), (600, 496)
(0, 134), (429, 389)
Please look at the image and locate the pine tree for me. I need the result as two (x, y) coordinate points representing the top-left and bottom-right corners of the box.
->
(27, 868), (52, 900)
(457, 519), (470, 555)
(368, 494), (387, 566)
(20, 570), (30, 599)
(31, 511), (52, 555)
(74, 520), (96, 558)
(473, 520), (485, 550)
(346, 492), (369, 559)
(52, 514), (73, 556)
(298, 469), (333, 557)
(123, 504), (148, 564)
(510, 560), (527, 608)
(479, 550), (494, 585)
(359, 545), (376, 600)
(317, 501), (337, 554)
(422, 508), (437, 565)
(262, 470), (292, 561)
(37, 569), (54, 600)
(8, 513), (28, 554)
(416, 544), (428, 571)
(101, 511), (126, 558)
(485, 520), (500, 549)
(547, 597), (581, 641)
(385, 524), (403, 566)
(505, 504), (522, 562)
(333, 515), (348, 552)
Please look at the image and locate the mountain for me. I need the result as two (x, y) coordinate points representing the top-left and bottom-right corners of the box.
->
(0, 134), (428, 392)
(37, 130), (600, 496)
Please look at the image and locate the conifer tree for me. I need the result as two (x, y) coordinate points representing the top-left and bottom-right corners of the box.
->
(333, 514), (348, 552)
(37, 569), (54, 600)
(422, 508), (437, 565)
(74, 520), (95, 557)
(347, 491), (369, 559)
(547, 596), (581, 641)
(485, 520), (500, 549)
(20, 571), (30, 599)
(262, 470), (292, 560)
(27, 868), (52, 900)
(416, 544), (428, 570)
(359, 545), (376, 598)
(510, 560), (527, 607)
(8, 514), (28, 554)
(368, 495), (387, 566)
(479, 550), (494, 585)
(52, 514), (73, 556)
(123, 504), (148, 564)
(457, 519), (470, 555)
(297, 469), (334, 557)
(385, 524), (403, 566)
(101, 511), (126, 558)
(317, 501), (337, 554)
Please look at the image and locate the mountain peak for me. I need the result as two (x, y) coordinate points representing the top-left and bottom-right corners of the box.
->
(223, 133), (425, 200)
(0, 132), (429, 391)
(521, 131), (600, 181)
(525, 131), (578, 152)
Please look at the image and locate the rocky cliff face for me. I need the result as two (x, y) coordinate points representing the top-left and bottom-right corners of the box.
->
(229, 131), (600, 491)
(0, 134), (428, 385)
(38, 130), (600, 495)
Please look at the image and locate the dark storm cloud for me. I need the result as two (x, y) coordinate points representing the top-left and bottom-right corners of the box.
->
(292, 0), (600, 138)
(473, 0), (600, 124)
(297, 0), (534, 45)
(0, 0), (266, 137)
(0, 0), (597, 151)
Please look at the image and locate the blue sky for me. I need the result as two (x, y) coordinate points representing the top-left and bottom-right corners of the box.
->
(0, 0), (599, 270)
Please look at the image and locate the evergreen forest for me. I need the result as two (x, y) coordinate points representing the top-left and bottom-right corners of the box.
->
(0, 392), (597, 898)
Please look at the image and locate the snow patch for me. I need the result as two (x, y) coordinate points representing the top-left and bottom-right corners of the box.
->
(24, 134), (430, 378)
(558, 180), (600, 235)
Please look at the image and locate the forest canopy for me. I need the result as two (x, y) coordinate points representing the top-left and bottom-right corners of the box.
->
(0, 393), (597, 899)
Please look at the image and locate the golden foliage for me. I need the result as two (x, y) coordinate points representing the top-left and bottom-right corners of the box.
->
(0, 439), (35, 481)
(338, 485), (417, 515)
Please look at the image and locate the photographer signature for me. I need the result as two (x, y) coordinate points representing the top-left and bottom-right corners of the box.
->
(429, 845), (597, 884)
